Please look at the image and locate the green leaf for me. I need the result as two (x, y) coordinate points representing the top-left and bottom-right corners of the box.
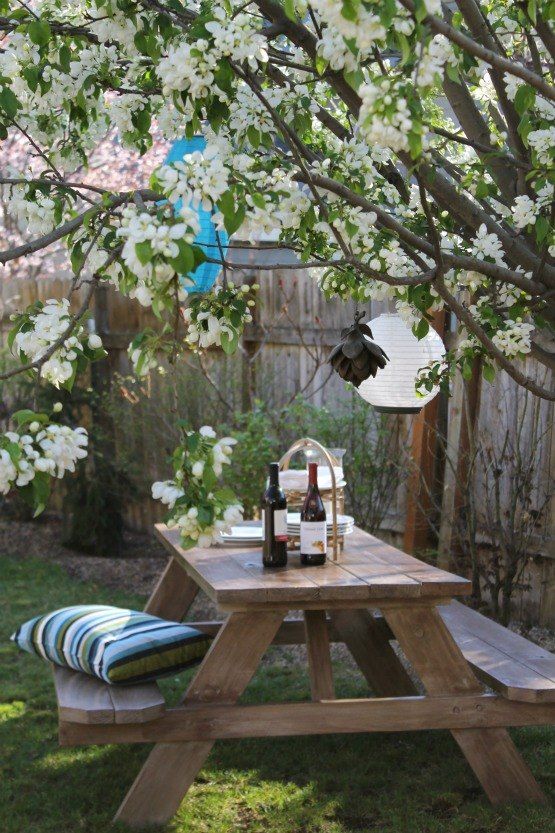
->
(283, 0), (296, 22)
(341, 0), (359, 22)
(223, 203), (245, 236)
(220, 329), (239, 355)
(482, 363), (495, 383)
(59, 44), (71, 72)
(28, 19), (51, 46)
(407, 130), (422, 160)
(133, 106), (151, 134)
(315, 54), (328, 76)
(251, 193), (266, 210)
(218, 189), (235, 219)
(0, 86), (19, 119)
(70, 243), (85, 275)
(22, 66), (39, 92)
(213, 486), (238, 503)
(135, 240), (153, 266)
(169, 239), (195, 274)
(513, 84), (535, 116)
(246, 125), (261, 148)
(13, 409), (48, 426)
(413, 318), (429, 340)
(31, 472), (51, 517)
(535, 214), (549, 243)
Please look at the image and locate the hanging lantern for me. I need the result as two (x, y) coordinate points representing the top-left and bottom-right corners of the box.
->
(165, 136), (228, 293)
(356, 313), (446, 413)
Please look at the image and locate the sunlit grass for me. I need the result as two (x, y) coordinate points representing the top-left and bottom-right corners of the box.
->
(1, 554), (553, 833)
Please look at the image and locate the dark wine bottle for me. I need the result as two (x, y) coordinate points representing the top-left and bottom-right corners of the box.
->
(300, 462), (327, 566)
(261, 462), (288, 568)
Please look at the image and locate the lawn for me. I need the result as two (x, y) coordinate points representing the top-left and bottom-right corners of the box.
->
(1, 553), (553, 833)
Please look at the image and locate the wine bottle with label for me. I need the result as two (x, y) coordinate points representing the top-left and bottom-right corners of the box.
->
(300, 462), (327, 566)
(261, 462), (288, 568)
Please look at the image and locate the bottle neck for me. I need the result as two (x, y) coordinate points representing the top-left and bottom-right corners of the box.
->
(308, 462), (319, 487)
(268, 463), (280, 487)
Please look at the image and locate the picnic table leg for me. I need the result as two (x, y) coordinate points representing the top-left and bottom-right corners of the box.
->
(144, 556), (199, 620)
(304, 610), (335, 700)
(115, 609), (284, 828)
(331, 609), (417, 697)
(384, 604), (546, 805)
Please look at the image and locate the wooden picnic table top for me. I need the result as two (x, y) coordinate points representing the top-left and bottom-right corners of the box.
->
(154, 524), (471, 609)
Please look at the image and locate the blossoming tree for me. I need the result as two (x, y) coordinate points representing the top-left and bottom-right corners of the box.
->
(0, 0), (554, 529)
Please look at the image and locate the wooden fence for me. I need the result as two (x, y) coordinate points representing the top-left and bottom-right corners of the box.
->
(0, 272), (553, 624)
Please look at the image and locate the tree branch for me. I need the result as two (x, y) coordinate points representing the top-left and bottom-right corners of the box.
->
(398, 0), (555, 102)
(434, 277), (555, 400)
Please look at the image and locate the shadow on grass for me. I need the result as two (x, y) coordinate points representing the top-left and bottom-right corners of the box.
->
(1, 556), (554, 833)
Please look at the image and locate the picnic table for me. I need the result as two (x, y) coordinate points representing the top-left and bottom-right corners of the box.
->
(56, 525), (555, 827)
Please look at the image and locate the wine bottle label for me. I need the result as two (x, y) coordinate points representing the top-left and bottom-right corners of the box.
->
(262, 509), (288, 541)
(274, 509), (288, 541)
(300, 521), (327, 555)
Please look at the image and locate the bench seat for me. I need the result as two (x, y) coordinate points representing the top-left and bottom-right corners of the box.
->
(53, 666), (166, 725)
(438, 601), (555, 703)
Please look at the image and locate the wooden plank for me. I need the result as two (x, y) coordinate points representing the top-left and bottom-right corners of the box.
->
(144, 556), (199, 620)
(304, 610), (335, 700)
(59, 693), (555, 746)
(154, 524), (471, 607)
(385, 605), (547, 805)
(331, 610), (416, 697)
(53, 666), (114, 725)
(109, 685), (166, 725)
(115, 610), (284, 827)
(188, 616), (378, 644)
(439, 602), (555, 702)
(53, 666), (165, 725)
(155, 527), (268, 605)
(277, 553), (372, 601)
(229, 551), (321, 603)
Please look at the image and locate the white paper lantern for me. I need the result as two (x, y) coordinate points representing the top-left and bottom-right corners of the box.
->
(357, 313), (446, 413)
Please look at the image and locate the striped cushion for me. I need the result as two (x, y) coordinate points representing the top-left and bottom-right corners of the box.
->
(11, 605), (211, 685)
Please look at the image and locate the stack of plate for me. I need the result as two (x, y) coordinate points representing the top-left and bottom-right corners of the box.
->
(286, 513), (354, 538)
(219, 521), (263, 547)
(219, 515), (355, 546)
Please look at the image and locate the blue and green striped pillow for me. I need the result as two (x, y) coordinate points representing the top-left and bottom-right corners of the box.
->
(11, 605), (211, 685)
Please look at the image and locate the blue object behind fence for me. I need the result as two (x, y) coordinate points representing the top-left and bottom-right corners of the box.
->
(164, 136), (228, 293)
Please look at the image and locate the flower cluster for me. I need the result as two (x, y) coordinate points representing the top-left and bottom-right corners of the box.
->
(6, 184), (59, 236)
(312, 0), (385, 51)
(183, 282), (257, 354)
(157, 5), (266, 101)
(0, 407), (88, 515)
(492, 319), (535, 359)
(471, 224), (506, 266)
(115, 204), (202, 310)
(415, 36), (457, 89)
(511, 195), (537, 229)
(10, 299), (105, 389)
(154, 149), (230, 211)
(152, 425), (243, 549)
(358, 79), (417, 154)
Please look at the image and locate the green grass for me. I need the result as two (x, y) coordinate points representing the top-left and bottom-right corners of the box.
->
(1, 554), (553, 833)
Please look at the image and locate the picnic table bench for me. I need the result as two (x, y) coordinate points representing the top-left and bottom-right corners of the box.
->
(53, 525), (554, 827)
